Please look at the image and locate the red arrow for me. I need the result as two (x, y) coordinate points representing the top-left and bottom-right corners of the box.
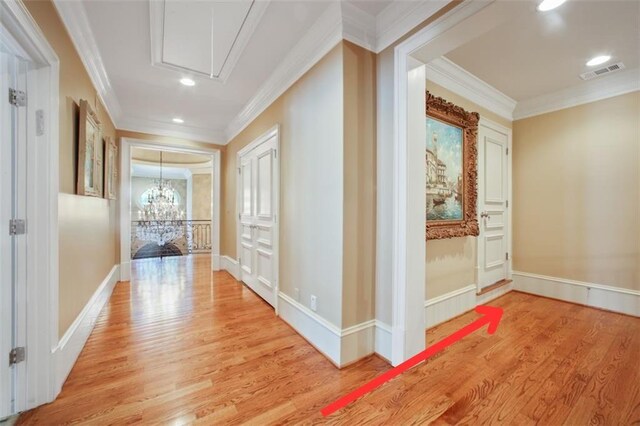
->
(321, 305), (503, 417)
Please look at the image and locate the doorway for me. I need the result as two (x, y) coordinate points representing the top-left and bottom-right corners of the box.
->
(386, 0), (526, 365)
(120, 138), (221, 281)
(236, 125), (280, 310)
(0, 0), (59, 415)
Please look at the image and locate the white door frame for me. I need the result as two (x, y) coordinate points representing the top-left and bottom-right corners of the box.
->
(119, 138), (222, 280)
(389, 0), (516, 365)
(1, 0), (60, 412)
(235, 125), (280, 315)
(476, 117), (513, 292)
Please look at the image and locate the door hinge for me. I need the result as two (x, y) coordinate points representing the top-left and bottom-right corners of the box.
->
(9, 347), (25, 366)
(238, 168), (241, 175)
(274, 150), (277, 159)
(9, 219), (26, 235)
(505, 252), (510, 261)
(506, 147), (509, 155)
(506, 200), (509, 208)
(9, 88), (26, 107)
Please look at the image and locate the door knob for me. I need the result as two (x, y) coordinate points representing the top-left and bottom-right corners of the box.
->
(480, 211), (490, 220)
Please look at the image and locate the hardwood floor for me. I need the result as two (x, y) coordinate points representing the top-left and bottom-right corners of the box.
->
(19, 256), (640, 425)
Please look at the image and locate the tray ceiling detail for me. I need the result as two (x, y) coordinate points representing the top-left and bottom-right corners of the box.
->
(150, 0), (269, 83)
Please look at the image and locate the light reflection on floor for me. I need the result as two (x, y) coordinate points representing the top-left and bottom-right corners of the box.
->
(130, 255), (209, 321)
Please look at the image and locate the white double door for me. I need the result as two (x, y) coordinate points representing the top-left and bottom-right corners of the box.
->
(477, 121), (510, 290)
(238, 131), (278, 308)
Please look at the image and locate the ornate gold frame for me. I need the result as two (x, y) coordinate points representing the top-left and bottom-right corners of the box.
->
(425, 92), (480, 240)
(103, 136), (118, 200)
(77, 99), (103, 197)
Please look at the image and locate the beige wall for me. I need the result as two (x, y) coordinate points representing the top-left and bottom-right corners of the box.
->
(222, 43), (345, 326)
(24, 0), (119, 338)
(192, 174), (212, 220)
(513, 92), (640, 291)
(424, 81), (512, 299)
(342, 42), (377, 327)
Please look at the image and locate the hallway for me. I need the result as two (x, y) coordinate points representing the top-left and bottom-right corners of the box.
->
(17, 256), (640, 424)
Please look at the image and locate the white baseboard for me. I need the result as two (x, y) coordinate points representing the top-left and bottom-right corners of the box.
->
(374, 321), (392, 362)
(277, 292), (378, 367)
(425, 285), (476, 328)
(278, 292), (342, 365)
(341, 320), (376, 366)
(513, 271), (640, 317)
(424, 281), (514, 329)
(54, 264), (120, 394)
(221, 255), (240, 280)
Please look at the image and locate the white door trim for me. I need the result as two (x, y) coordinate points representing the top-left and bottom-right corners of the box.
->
(235, 124), (280, 315)
(477, 117), (512, 293)
(119, 138), (222, 280)
(0, 0), (60, 412)
(389, 0), (499, 365)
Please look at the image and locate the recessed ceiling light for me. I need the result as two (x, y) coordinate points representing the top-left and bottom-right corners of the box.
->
(172, 118), (184, 124)
(179, 78), (195, 86)
(586, 55), (611, 67)
(537, 0), (566, 11)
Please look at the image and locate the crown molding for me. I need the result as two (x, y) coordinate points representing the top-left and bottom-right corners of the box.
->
(52, 0), (122, 125)
(375, 0), (450, 53)
(426, 57), (517, 121)
(223, 0), (460, 143)
(513, 68), (640, 120)
(224, 2), (343, 142)
(118, 116), (225, 145)
(341, 2), (376, 52)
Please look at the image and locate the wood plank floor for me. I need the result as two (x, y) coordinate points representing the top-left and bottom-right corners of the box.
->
(18, 255), (640, 425)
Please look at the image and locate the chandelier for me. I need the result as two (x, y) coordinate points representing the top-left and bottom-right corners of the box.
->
(136, 152), (185, 246)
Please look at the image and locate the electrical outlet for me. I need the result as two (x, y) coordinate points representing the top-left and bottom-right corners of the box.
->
(310, 295), (317, 312)
(294, 288), (300, 301)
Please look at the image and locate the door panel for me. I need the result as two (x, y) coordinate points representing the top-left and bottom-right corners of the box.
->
(257, 150), (272, 219)
(478, 124), (509, 289)
(239, 156), (255, 280)
(238, 135), (278, 307)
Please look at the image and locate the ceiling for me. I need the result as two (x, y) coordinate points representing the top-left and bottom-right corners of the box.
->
(445, 0), (640, 102)
(57, 0), (447, 144)
(81, 0), (331, 143)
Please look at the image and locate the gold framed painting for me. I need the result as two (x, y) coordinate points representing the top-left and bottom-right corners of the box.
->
(104, 136), (118, 200)
(425, 92), (480, 240)
(77, 99), (103, 197)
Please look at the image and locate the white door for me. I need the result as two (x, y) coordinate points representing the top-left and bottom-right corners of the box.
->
(1, 50), (28, 419)
(238, 130), (279, 308)
(477, 121), (510, 290)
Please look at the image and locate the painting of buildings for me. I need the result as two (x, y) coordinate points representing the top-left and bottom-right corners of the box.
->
(426, 117), (464, 221)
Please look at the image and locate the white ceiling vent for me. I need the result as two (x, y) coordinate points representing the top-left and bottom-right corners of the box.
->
(579, 62), (626, 81)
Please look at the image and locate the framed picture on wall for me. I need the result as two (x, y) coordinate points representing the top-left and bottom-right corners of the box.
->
(104, 136), (118, 200)
(425, 92), (480, 240)
(77, 99), (103, 197)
